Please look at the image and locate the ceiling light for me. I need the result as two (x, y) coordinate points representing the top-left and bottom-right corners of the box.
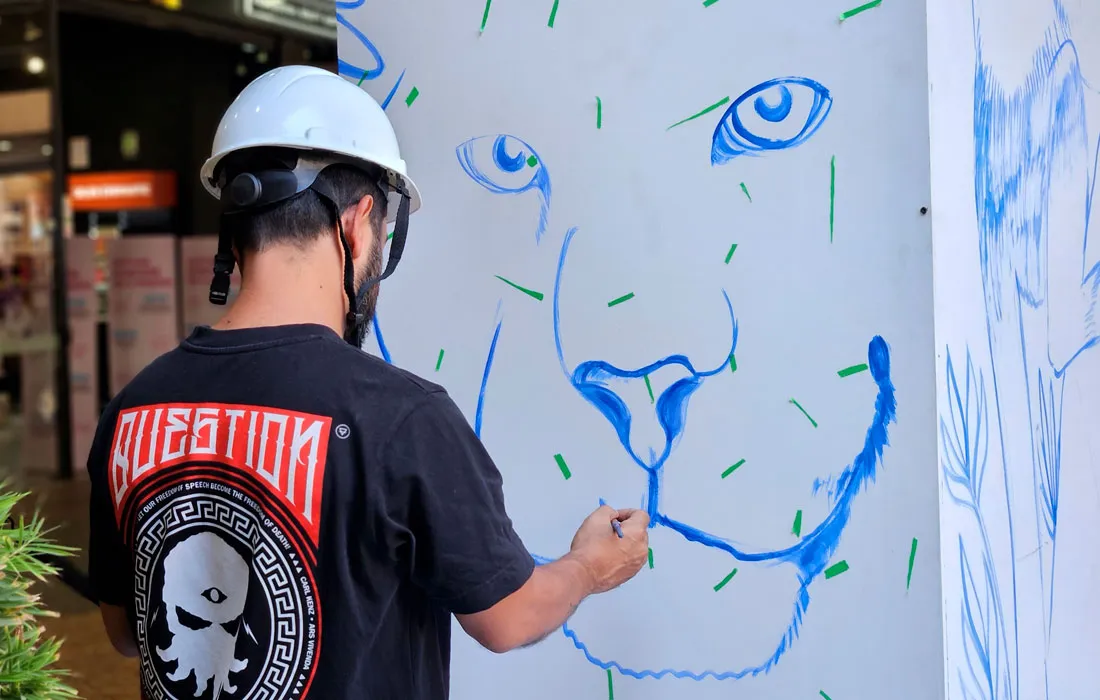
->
(25, 55), (45, 75)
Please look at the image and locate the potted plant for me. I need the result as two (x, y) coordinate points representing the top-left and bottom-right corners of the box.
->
(0, 486), (79, 699)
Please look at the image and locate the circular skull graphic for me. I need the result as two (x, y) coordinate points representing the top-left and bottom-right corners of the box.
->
(135, 487), (318, 700)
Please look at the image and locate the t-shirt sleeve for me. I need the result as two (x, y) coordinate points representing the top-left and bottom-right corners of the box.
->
(382, 390), (534, 615)
(86, 401), (133, 606)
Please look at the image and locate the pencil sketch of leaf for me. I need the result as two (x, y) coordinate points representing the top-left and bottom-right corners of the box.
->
(941, 348), (990, 510)
(959, 538), (1011, 700)
(1034, 370), (1060, 541)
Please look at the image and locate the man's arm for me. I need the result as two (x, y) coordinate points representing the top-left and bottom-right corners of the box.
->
(380, 391), (648, 654)
(457, 504), (648, 654)
(456, 555), (591, 654)
(100, 604), (138, 657)
(86, 397), (137, 657)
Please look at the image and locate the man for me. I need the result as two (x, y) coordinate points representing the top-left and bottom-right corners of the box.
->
(86, 64), (649, 700)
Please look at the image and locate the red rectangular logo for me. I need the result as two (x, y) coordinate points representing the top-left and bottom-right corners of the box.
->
(108, 402), (332, 545)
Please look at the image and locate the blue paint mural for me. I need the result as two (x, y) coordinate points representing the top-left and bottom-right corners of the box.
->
(339, 12), (905, 686)
(712, 77), (833, 165)
(539, 225), (897, 680)
(943, 3), (1100, 699)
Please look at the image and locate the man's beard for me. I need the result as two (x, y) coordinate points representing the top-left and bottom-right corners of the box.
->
(352, 233), (385, 339)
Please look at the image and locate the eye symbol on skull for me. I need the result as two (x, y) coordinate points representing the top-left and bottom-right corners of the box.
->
(156, 532), (253, 698)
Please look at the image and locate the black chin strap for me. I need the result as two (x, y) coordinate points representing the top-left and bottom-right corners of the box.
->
(310, 180), (411, 347)
(209, 230), (236, 305)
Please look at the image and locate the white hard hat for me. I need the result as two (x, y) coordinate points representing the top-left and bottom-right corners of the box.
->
(200, 64), (421, 221)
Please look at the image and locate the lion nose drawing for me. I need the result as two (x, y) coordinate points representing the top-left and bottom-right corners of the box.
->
(571, 359), (705, 470)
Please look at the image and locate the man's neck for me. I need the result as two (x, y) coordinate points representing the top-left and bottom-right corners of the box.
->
(213, 246), (345, 336)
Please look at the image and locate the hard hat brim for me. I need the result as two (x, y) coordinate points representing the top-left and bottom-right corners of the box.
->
(201, 142), (422, 224)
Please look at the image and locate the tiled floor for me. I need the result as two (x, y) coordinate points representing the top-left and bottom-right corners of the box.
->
(3, 423), (141, 699)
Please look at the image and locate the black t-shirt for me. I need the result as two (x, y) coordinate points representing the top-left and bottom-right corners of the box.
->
(87, 324), (534, 700)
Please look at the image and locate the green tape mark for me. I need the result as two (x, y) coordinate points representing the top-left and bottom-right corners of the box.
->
(907, 537), (919, 590)
(824, 560), (849, 579)
(792, 510), (803, 537)
(608, 292), (635, 307)
(479, 0), (492, 32)
(739, 182), (752, 202)
(724, 243), (738, 264)
(728, 353), (737, 373)
(548, 0), (560, 27)
(829, 155), (836, 243)
(386, 231), (393, 241)
(721, 459), (745, 479)
(713, 567), (738, 592)
(703, 0), (720, 5)
(596, 96), (603, 129)
(647, 547), (654, 569)
(667, 96), (730, 130)
(840, 0), (882, 20)
(357, 69), (370, 87)
(494, 275), (544, 301)
(820, 692), (834, 700)
(435, 349), (445, 372)
(405, 86), (420, 107)
(553, 453), (571, 480)
(644, 375), (655, 403)
(526, 155), (538, 167)
(837, 363), (869, 377)
(789, 398), (818, 428)
(607, 668), (614, 700)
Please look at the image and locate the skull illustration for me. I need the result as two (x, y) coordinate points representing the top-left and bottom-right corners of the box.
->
(156, 531), (251, 698)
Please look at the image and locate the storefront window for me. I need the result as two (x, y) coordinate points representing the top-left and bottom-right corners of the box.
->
(0, 170), (57, 476)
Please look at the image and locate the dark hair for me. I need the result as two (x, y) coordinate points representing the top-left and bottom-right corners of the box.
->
(220, 150), (389, 261)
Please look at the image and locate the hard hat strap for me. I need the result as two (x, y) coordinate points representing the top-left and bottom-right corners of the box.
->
(310, 178), (411, 348)
(355, 186), (409, 298)
(209, 228), (237, 306)
(345, 188), (410, 346)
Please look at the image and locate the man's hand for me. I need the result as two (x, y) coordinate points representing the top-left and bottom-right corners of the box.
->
(568, 506), (649, 594)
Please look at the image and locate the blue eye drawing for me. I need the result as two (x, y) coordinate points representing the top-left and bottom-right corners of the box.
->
(711, 77), (833, 165)
(456, 134), (552, 243)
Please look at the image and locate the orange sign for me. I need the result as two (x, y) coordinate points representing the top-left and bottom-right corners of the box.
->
(67, 171), (177, 212)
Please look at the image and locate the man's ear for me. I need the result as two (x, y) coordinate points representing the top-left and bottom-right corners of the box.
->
(343, 194), (377, 261)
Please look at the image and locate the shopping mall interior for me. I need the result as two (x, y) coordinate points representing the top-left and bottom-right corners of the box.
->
(0, 1), (335, 695)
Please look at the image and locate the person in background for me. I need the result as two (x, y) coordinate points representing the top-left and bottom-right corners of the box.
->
(85, 65), (648, 700)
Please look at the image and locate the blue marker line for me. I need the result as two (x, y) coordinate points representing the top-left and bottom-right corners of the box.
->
(335, 10), (385, 82)
(372, 316), (392, 364)
(474, 317), (503, 438)
(380, 69), (406, 110)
